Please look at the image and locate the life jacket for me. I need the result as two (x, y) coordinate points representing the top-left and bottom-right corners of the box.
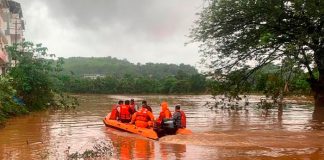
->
(109, 104), (118, 120)
(180, 111), (186, 128)
(136, 108), (150, 122)
(158, 110), (171, 121)
(176, 110), (186, 128)
(119, 104), (131, 120)
(159, 112), (166, 120)
(135, 120), (149, 128)
(156, 102), (171, 124)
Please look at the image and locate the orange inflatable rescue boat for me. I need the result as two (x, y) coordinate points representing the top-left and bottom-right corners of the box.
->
(103, 113), (192, 140)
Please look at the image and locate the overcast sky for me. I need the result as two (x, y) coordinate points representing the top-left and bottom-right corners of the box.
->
(16, 0), (203, 66)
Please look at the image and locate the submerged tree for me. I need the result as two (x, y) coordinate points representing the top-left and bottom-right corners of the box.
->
(7, 42), (76, 110)
(190, 0), (324, 105)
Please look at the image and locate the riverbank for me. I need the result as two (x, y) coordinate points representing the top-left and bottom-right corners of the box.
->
(0, 93), (78, 127)
(0, 93), (313, 127)
(0, 104), (28, 127)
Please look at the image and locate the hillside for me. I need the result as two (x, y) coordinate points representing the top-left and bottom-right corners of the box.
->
(61, 57), (198, 78)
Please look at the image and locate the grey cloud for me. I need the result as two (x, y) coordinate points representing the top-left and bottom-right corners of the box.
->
(17, 0), (203, 65)
(34, 0), (202, 40)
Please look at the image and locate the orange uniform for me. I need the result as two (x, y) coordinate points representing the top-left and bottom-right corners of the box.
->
(131, 107), (155, 128)
(157, 102), (171, 124)
(119, 104), (132, 123)
(109, 104), (119, 120)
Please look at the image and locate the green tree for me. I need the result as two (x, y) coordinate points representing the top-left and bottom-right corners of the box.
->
(160, 76), (177, 94)
(189, 74), (207, 93)
(7, 42), (70, 110)
(191, 0), (324, 105)
(61, 57), (199, 79)
(0, 76), (28, 123)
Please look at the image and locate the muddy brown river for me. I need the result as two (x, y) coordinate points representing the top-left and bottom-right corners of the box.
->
(0, 94), (324, 159)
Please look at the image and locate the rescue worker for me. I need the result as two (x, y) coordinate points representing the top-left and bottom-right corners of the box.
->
(119, 100), (132, 123)
(109, 100), (122, 120)
(172, 105), (186, 128)
(141, 100), (153, 113)
(154, 101), (173, 136)
(130, 99), (137, 114)
(156, 101), (172, 126)
(130, 103), (155, 128)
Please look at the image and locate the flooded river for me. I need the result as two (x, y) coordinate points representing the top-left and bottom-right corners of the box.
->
(0, 94), (324, 159)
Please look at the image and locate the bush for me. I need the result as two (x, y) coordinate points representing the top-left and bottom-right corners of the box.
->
(0, 76), (28, 125)
(7, 42), (77, 111)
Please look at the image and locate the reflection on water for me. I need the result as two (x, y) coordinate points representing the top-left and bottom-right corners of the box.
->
(0, 94), (323, 159)
(312, 107), (324, 130)
(160, 143), (186, 160)
(107, 127), (155, 160)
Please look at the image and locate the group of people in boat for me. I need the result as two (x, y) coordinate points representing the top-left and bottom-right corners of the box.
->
(108, 99), (186, 134)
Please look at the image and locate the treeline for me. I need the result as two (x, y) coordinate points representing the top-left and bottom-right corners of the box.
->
(57, 58), (311, 96)
(57, 57), (208, 94)
(58, 72), (208, 94)
(209, 63), (311, 98)
(61, 57), (198, 79)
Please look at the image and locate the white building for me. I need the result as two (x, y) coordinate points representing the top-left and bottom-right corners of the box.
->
(0, 0), (24, 75)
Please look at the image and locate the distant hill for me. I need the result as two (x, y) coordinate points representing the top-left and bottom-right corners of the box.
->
(61, 57), (198, 78)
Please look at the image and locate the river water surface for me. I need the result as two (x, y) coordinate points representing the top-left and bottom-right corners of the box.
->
(0, 94), (324, 159)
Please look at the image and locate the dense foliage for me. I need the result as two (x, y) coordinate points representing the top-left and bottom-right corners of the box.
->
(58, 62), (311, 96)
(57, 57), (207, 94)
(7, 42), (63, 110)
(190, 0), (324, 104)
(0, 76), (28, 124)
(210, 63), (311, 100)
(0, 42), (77, 125)
(61, 57), (198, 79)
(58, 72), (208, 94)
